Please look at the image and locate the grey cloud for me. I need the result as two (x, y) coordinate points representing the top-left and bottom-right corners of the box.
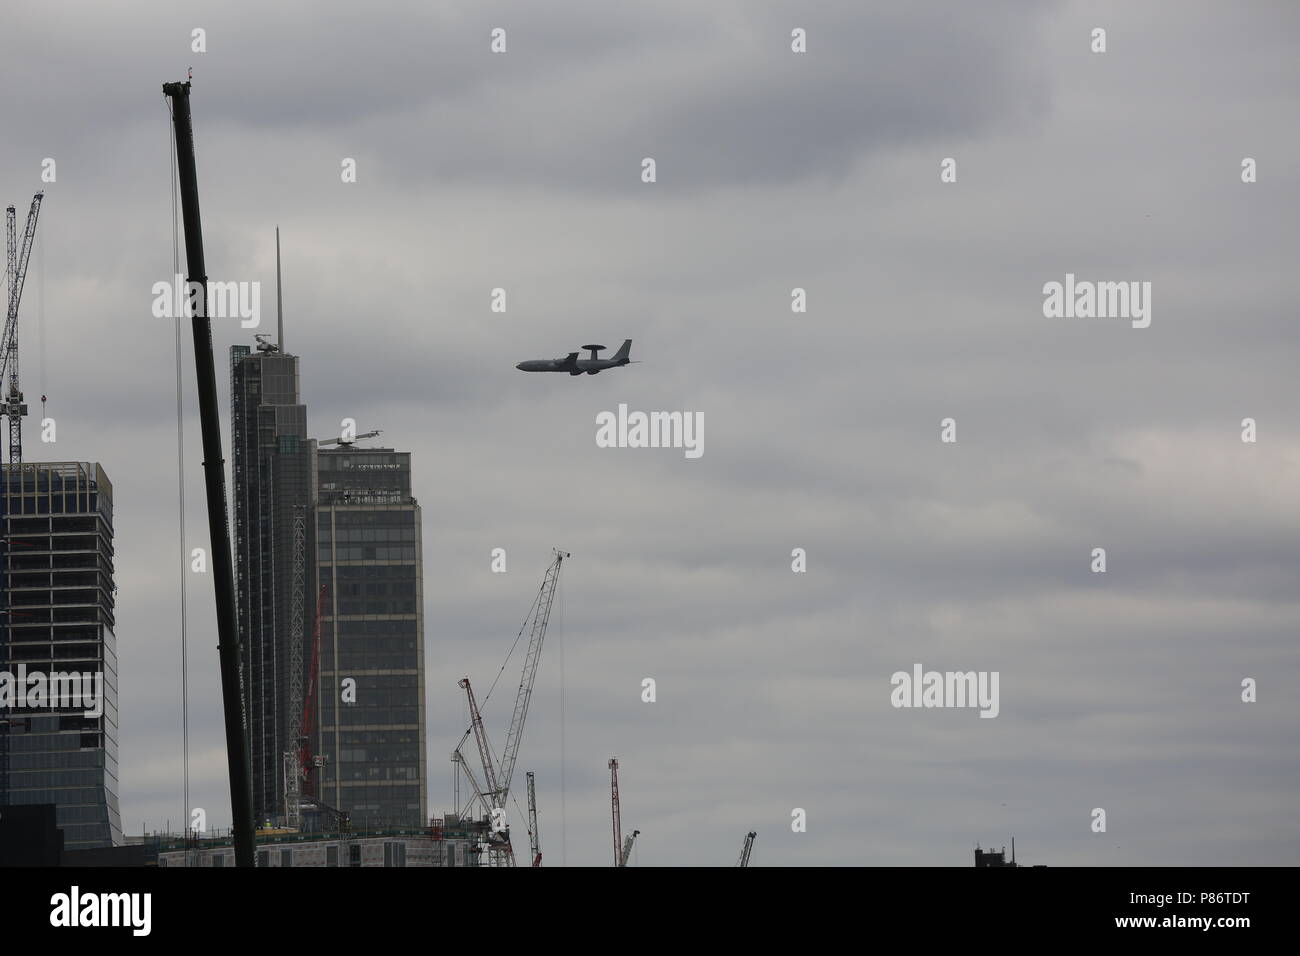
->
(1, 0), (1297, 866)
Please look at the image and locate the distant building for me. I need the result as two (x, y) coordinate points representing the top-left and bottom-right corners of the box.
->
(313, 445), (426, 829)
(156, 818), (473, 867)
(974, 840), (1045, 867)
(0, 461), (122, 850)
(974, 845), (1016, 867)
(230, 344), (314, 825)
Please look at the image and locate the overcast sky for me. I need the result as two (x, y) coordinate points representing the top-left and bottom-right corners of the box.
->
(2, 0), (1298, 865)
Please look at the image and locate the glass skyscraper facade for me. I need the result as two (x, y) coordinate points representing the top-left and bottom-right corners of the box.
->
(314, 446), (426, 829)
(230, 344), (314, 824)
(0, 461), (121, 850)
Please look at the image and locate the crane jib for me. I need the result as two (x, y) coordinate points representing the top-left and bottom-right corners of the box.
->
(2, 193), (43, 469)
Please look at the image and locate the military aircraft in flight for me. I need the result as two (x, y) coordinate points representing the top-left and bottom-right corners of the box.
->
(516, 340), (636, 375)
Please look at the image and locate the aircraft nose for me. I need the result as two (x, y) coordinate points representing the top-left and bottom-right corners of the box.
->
(515, 362), (525, 370)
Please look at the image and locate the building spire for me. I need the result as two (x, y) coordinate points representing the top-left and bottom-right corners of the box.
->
(276, 226), (284, 352)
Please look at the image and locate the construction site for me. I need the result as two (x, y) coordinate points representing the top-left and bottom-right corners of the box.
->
(144, 546), (758, 867)
(1, 79), (765, 869)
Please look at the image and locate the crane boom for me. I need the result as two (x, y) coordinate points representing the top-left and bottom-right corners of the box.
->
(620, 830), (640, 867)
(163, 78), (255, 867)
(498, 550), (566, 802)
(609, 757), (622, 867)
(738, 831), (756, 867)
(456, 678), (516, 866)
(458, 677), (501, 806)
(2, 192), (43, 468)
(526, 770), (541, 867)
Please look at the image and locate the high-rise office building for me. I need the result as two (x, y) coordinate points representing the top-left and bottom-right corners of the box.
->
(230, 343), (313, 824)
(0, 461), (122, 850)
(314, 445), (425, 829)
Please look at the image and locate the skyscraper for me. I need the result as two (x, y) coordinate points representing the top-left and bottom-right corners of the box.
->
(314, 445), (426, 829)
(0, 461), (122, 850)
(230, 343), (313, 824)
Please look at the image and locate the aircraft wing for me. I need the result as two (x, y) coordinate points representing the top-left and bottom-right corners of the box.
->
(562, 351), (580, 371)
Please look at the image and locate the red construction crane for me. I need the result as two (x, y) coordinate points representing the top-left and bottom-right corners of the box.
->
(300, 584), (327, 794)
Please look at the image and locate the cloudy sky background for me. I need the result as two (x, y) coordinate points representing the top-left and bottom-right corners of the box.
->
(2, 0), (1298, 864)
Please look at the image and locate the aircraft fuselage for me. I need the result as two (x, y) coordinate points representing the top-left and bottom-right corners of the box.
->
(516, 339), (634, 375)
(516, 357), (630, 374)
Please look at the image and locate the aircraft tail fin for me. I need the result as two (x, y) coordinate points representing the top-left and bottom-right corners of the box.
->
(612, 339), (632, 362)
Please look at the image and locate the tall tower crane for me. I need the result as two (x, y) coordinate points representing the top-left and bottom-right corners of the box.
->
(284, 503), (308, 827)
(526, 771), (541, 867)
(453, 549), (568, 866)
(0, 192), (45, 810)
(1, 192), (44, 469)
(284, 584), (326, 828)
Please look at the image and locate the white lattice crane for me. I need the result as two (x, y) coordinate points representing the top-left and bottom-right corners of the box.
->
(526, 771), (541, 867)
(1, 192), (44, 468)
(454, 549), (568, 866)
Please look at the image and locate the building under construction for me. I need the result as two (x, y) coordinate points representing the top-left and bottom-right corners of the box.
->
(0, 461), (122, 850)
(313, 444), (425, 829)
